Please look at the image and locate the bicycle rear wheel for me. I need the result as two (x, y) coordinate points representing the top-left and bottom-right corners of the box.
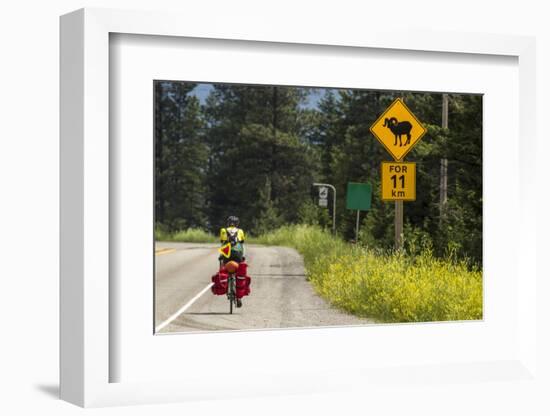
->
(228, 277), (235, 314)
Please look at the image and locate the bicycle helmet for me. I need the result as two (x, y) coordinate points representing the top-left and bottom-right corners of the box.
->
(227, 216), (239, 227)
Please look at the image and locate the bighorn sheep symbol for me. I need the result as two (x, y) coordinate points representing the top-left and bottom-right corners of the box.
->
(383, 117), (412, 147)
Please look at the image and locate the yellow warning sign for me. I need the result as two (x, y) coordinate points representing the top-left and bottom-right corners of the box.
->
(381, 162), (416, 201)
(219, 243), (231, 258)
(370, 98), (427, 161)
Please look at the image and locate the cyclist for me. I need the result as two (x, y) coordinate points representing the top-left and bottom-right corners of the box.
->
(219, 215), (246, 264)
(219, 216), (246, 307)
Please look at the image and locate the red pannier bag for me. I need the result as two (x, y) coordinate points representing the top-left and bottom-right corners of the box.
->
(236, 261), (251, 298)
(211, 271), (228, 295)
(237, 262), (248, 277)
(236, 275), (251, 298)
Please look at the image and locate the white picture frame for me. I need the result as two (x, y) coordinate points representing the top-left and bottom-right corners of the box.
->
(60, 8), (538, 408)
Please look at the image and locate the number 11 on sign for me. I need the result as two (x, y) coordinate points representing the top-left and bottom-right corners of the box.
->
(391, 174), (405, 189)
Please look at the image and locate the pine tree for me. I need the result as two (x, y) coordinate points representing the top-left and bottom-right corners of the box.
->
(204, 84), (317, 234)
(154, 81), (208, 231)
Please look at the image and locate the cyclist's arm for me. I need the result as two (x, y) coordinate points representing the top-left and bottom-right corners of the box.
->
(238, 229), (246, 257)
(238, 229), (245, 242)
(219, 227), (227, 244)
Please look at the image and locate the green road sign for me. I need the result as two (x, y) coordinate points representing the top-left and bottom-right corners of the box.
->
(346, 182), (372, 211)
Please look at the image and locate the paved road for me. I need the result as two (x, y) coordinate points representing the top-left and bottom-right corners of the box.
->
(155, 242), (372, 333)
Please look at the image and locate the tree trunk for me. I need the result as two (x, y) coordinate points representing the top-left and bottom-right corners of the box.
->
(439, 93), (449, 224)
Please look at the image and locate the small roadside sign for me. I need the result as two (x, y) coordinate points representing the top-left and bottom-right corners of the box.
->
(318, 186), (328, 207)
(346, 182), (372, 243)
(346, 182), (372, 211)
(370, 98), (427, 161)
(381, 162), (416, 201)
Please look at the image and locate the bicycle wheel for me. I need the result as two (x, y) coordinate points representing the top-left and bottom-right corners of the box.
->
(229, 277), (235, 314)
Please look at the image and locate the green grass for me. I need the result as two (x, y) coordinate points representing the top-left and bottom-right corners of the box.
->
(253, 225), (482, 323)
(155, 227), (217, 243)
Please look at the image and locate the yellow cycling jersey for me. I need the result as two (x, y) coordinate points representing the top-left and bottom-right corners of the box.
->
(220, 226), (245, 243)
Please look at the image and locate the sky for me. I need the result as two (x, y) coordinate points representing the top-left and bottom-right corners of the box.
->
(188, 83), (327, 109)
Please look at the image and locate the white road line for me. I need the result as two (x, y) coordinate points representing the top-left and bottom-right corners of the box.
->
(155, 282), (214, 333)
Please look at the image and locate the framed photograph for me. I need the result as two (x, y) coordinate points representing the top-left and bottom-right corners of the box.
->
(60, 8), (537, 407)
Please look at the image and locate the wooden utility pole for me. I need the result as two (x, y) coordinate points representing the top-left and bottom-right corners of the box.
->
(440, 94), (449, 223)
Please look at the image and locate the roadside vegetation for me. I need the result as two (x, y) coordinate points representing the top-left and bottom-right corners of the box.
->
(253, 225), (482, 323)
(155, 226), (216, 243)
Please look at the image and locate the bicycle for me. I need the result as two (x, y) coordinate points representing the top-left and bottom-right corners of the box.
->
(221, 259), (240, 314)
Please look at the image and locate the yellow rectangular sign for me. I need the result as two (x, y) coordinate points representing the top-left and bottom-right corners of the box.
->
(381, 162), (416, 201)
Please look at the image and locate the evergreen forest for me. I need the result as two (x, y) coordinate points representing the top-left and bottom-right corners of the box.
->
(154, 81), (482, 266)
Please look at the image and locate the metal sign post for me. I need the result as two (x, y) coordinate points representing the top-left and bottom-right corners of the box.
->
(312, 183), (336, 234)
